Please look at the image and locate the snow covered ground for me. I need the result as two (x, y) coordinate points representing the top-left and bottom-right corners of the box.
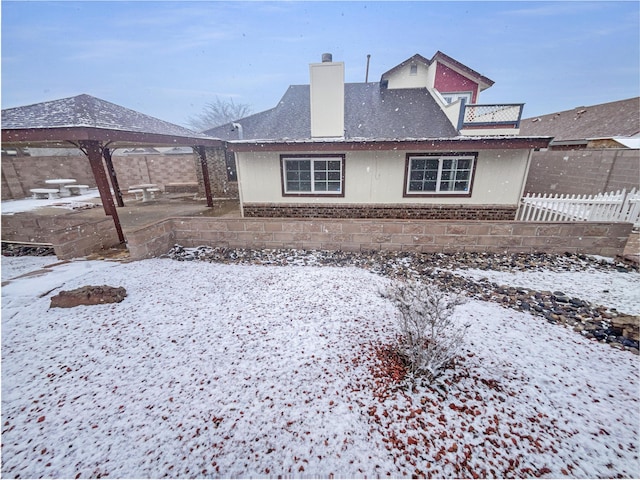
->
(0, 191), (101, 215)
(1, 255), (639, 478)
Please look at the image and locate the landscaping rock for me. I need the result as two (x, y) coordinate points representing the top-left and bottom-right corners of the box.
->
(50, 285), (127, 308)
(611, 315), (639, 342)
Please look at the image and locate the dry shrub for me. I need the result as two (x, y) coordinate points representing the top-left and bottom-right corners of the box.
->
(384, 279), (468, 383)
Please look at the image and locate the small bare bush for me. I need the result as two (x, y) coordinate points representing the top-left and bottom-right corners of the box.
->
(384, 279), (467, 383)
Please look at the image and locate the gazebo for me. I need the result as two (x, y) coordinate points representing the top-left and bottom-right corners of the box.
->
(1, 94), (223, 243)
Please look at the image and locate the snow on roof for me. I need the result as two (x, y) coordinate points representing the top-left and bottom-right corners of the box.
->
(205, 83), (458, 141)
(1, 94), (212, 140)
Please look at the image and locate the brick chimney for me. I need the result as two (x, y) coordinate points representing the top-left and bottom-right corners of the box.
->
(309, 53), (344, 138)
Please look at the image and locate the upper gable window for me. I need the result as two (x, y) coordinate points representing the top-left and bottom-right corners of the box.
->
(405, 153), (477, 197)
(281, 154), (345, 196)
(441, 92), (472, 105)
(409, 64), (418, 76)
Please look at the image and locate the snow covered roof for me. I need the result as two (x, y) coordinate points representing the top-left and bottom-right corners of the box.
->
(204, 83), (459, 141)
(1, 94), (221, 147)
(520, 97), (640, 144)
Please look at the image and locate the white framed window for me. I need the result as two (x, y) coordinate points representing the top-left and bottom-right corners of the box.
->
(441, 92), (472, 105)
(405, 153), (476, 196)
(281, 155), (345, 196)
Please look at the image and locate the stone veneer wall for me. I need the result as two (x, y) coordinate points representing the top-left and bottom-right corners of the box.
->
(126, 217), (632, 260)
(193, 147), (239, 199)
(1, 212), (121, 260)
(243, 204), (517, 220)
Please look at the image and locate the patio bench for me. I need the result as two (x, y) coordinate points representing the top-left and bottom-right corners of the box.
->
(65, 184), (90, 196)
(30, 188), (60, 199)
(128, 188), (144, 200)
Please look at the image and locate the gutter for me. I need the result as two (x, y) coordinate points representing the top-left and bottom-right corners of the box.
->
(226, 136), (554, 153)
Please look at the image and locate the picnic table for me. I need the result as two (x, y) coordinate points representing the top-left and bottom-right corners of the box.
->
(45, 178), (76, 197)
(129, 184), (160, 202)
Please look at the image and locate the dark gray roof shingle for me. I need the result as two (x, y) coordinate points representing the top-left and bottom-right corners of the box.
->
(520, 97), (640, 142)
(204, 83), (458, 141)
(2, 94), (209, 139)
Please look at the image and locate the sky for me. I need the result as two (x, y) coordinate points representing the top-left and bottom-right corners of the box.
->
(2, 1), (639, 129)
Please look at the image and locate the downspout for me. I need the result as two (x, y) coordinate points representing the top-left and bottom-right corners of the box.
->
(231, 145), (245, 218)
(230, 124), (245, 216)
(515, 148), (535, 220)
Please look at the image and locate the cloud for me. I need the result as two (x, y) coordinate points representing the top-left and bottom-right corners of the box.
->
(498, 2), (605, 17)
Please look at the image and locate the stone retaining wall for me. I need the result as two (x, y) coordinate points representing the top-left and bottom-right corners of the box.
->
(1, 212), (121, 260)
(126, 217), (632, 260)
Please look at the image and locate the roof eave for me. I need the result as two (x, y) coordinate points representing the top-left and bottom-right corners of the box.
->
(1, 126), (224, 148)
(227, 136), (553, 153)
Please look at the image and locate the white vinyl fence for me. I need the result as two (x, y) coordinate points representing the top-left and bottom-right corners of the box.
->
(518, 188), (640, 227)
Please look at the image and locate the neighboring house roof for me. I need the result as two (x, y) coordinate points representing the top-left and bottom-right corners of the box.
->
(205, 83), (458, 141)
(519, 97), (640, 143)
(2, 93), (214, 143)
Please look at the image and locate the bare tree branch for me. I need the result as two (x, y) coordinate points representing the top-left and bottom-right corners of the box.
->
(187, 97), (252, 132)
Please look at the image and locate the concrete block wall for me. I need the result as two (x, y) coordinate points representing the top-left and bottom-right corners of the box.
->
(126, 219), (176, 260)
(126, 217), (633, 260)
(111, 154), (197, 189)
(1, 153), (200, 200)
(1, 212), (121, 260)
(1, 155), (95, 200)
(525, 149), (640, 195)
(52, 219), (121, 259)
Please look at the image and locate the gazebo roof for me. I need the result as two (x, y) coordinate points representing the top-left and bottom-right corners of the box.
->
(2, 94), (222, 147)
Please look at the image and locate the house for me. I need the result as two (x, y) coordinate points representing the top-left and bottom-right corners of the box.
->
(206, 52), (551, 220)
(519, 97), (640, 195)
(520, 97), (639, 150)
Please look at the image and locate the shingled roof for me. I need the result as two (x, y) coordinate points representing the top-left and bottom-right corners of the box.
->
(2, 94), (218, 146)
(204, 83), (458, 141)
(519, 97), (640, 143)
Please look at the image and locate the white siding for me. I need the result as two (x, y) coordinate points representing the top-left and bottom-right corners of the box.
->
(237, 149), (529, 205)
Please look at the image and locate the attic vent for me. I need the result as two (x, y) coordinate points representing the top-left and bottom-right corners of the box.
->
(410, 63), (418, 75)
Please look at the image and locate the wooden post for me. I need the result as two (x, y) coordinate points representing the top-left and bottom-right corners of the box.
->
(80, 140), (125, 244)
(194, 145), (214, 207)
(102, 147), (124, 207)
